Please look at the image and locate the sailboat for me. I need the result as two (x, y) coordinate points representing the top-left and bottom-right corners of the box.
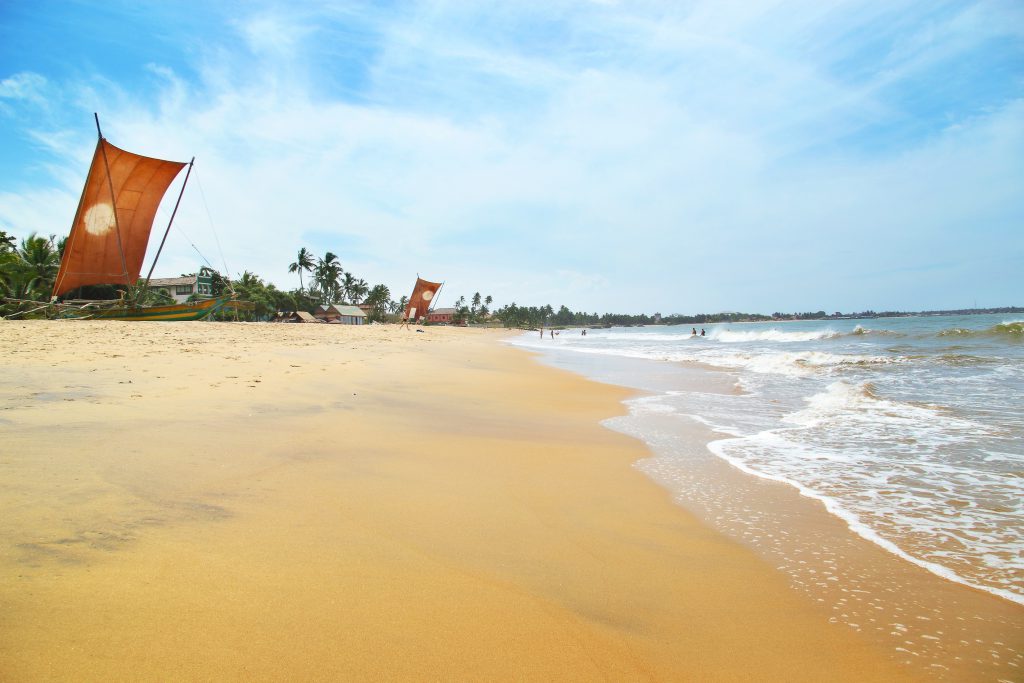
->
(51, 114), (233, 321)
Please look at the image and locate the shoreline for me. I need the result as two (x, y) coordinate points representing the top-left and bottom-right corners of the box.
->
(514, 334), (1023, 679)
(3, 321), (916, 679)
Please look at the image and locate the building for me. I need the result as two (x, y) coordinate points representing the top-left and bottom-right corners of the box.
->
(425, 307), (456, 324)
(273, 311), (319, 323)
(146, 273), (214, 303)
(315, 304), (367, 325)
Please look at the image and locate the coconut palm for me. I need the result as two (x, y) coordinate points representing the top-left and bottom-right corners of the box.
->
(364, 284), (391, 322)
(0, 230), (17, 297)
(350, 278), (369, 304)
(288, 247), (315, 294)
(314, 252), (342, 304)
(17, 233), (60, 295)
(340, 272), (357, 303)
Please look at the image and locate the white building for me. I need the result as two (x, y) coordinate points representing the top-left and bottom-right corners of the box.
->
(146, 273), (214, 303)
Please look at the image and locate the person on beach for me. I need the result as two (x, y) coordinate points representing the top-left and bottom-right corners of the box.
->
(692, 328), (697, 335)
(550, 329), (554, 339)
(701, 328), (706, 336)
(540, 327), (544, 339)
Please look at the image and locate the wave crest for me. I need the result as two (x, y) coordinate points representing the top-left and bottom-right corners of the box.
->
(709, 328), (841, 343)
(938, 321), (1023, 339)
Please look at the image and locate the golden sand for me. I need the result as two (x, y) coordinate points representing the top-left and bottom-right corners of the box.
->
(0, 321), (914, 680)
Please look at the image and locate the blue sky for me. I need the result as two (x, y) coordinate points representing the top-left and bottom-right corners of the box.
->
(1, 0), (1021, 314)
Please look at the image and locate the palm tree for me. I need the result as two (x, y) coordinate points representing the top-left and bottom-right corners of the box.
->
(314, 252), (342, 304)
(17, 233), (60, 295)
(350, 278), (369, 304)
(392, 295), (408, 315)
(341, 272), (357, 303)
(0, 230), (17, 298)
(364, 284), (391, 322)
(288, 247), (315, 294)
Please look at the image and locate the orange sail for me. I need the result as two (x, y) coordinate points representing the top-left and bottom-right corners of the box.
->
(404, 277), (442, 321)
(52, 139), (186, 297)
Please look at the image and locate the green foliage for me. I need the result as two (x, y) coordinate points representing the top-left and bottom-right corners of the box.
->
(0, 228), (15, 254)
(444, 290), (495, 325)
(199, 266), (231, 296)
(1, 232), (60, 316)
(312, 252), (342, 305)
(364, 284), (391, 322)
(288, 247), (315, 294)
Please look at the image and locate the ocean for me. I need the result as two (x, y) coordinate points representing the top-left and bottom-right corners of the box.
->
(511, 314), (1023, 608)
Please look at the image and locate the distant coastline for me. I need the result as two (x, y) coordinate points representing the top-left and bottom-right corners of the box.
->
(522, 305), (1024, 329)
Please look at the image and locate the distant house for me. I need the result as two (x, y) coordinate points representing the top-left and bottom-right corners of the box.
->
(425, 307), (456, 324)
(315, 304), (366, 325)
(146, 273), (213, 303)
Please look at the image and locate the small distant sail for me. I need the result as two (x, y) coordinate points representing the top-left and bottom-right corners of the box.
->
(404, 277), (442, 321)
(52, 139), (187, 297)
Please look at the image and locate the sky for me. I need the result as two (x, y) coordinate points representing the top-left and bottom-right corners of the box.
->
(1, 0), (1021, 315)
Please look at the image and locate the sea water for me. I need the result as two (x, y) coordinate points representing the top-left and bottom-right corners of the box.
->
(511, 314), (1023, 606)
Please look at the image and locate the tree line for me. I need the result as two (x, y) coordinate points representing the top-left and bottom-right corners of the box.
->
(4, 229), (1019, 324)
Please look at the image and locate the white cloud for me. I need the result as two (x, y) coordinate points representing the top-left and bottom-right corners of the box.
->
(0, 72), (47, 101)
(1, 1), (1021, 313)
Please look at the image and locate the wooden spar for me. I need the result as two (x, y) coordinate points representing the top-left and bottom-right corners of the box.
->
(426, 281), (445, 317)
(52, 136), (101, 299)
(143, 157), (194, 291)
(95, 113), (131, 288)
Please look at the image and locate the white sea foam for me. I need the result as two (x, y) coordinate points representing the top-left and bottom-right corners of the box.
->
(708, 327), (841, 343)
(704, 381), (1021, 603)
(707, 435), (1024, 606)
(512, 314), (1024, 605)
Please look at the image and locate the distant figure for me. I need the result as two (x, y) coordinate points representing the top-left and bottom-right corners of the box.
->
(540, 327), (544, 339)
(550, 329), (554, 339)
(692, 328), (697, 335)
(581, 329), (587, 336)
(701, 328), (706, 336)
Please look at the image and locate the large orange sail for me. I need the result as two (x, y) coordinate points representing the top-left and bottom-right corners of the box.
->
(52, 139), (186, 297)
(404, 277), (442, 321)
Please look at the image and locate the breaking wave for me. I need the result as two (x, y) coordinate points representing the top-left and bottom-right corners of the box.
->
(708, 328), (841, 343)
(937, 321), (1023, 339)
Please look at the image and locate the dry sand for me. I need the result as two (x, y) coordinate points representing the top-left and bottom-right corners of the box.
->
(0, 321), (915, 681)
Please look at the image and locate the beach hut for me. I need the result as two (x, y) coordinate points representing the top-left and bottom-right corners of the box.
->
(315, 304), (366, 325)
(277, 311), (318, 323)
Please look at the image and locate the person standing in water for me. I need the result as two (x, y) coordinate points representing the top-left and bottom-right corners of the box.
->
(701, 328), (706, 336)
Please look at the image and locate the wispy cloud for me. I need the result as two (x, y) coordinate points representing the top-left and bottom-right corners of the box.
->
(0, 0), (1020, 312)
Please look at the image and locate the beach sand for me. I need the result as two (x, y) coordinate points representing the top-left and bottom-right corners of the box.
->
(0, 321), (914, 680)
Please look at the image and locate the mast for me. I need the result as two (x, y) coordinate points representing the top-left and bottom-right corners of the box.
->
(143, 157), (195, 291)
(95, 113), (131, 289)
(427, 281), (445, 317)
(52, 135), (102, 299)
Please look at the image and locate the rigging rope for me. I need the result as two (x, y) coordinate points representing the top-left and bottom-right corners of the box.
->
(192, 168), (236, 296)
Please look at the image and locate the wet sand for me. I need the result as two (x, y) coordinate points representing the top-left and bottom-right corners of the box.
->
(0, 321), (913, 680)
(527, 348), (1024, 681)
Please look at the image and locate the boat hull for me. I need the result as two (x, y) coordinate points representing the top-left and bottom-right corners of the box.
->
(71, 297), (228, 321)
